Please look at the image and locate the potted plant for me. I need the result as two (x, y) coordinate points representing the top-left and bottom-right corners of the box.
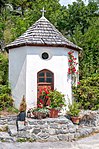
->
(48, 89), (66, 118)
(32, 108), (49, 119)
(37, 87), (51, 107)
(68, 101), (81, 124)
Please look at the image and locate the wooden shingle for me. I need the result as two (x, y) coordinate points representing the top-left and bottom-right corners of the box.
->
(6, 16), (82, 50)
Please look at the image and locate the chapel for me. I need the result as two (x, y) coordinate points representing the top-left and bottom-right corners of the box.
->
(6, 8), (81, 109)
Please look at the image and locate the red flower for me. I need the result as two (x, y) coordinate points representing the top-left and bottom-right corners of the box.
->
(46, 96), (49, 99)
(47, 86), (51, 90)
(77, 82), (80, 85)
(72, 67), (76, 72)
(46, 90), (49, 94)
(76, 72), (79, 74)
(68, 68), (70, 71)
(74, 58), (77, 60)
(68, 59), (72, 62)
(39, 99), (44, 104)
(68, 68), (71, 74)
(70, 64), (72, 66)
(68, 71), (71, 74)
(68, 52), (72, 55)
(39, 89), (42, 94)
(43, 88), (46, 92)
(37, 104), (43, 108)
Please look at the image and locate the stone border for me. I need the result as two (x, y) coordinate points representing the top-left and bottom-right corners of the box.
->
(0, 111), (99, 142)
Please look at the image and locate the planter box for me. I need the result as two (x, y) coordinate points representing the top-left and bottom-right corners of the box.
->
(32, 112), (48, 119)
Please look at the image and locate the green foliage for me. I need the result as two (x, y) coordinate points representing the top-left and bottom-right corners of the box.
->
(0, 52), (14, 110)
(17, 138), (36, 142)
(68, 101), (81, 117)
(73, 74), (99, 110)
(0, 53), (8, 84)
(79, 19), (99, 78)
(0, 0), (99, 111)
(0, 0), (98, 80)
(32, 107), (49, 115)
(0, 84), (13, 109)
(7, 106), (19, 113)
(48, 89), (65, 109)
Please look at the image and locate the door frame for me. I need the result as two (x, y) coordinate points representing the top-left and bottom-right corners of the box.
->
(37, 69), (54, 96)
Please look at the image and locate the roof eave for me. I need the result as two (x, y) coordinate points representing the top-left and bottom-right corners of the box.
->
(5, 43), (82, 51)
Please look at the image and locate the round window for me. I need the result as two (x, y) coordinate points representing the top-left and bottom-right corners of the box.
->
(42, 52), (49, 60)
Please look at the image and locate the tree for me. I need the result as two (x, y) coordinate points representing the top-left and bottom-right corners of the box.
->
(79, 18), (99, 78)
(0, 0), (98, 80)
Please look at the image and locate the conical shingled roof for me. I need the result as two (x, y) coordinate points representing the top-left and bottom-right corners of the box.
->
(6, 16), (82, 50)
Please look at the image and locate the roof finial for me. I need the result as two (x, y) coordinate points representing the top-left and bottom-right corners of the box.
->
(41, 7), (46, 17)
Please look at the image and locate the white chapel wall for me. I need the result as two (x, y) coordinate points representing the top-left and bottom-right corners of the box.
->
(9, 45), (79, 110)
(26, 46), (78, 109)
(9, 47), (27, 108)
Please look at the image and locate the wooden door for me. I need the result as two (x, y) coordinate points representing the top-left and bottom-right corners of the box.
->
(37, 69), (54, 99)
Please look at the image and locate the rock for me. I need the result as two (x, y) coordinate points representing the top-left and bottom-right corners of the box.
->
(38, 133), (49, 140)
(17, 131), (31, 138)
(55, 129), (69, 134)
(80, 110), (99, 127)
(77, 127), (93, 137)
(0, 113), (99, 142)
(50, 123), (58, 129)
(18, 121), (26, 131)
(92, 126), (99, 133)
(0, 124), (8, 132)
(68, 133), (74, 141)
(32, 128), (41, 134)
(74, 132), (81, 139)
(8, 125), (17, 136)
(57, 134), (69, 141)
(0, 132), (14, 142)
(48, 135), (59, 141)
(49, 128), (56, 135)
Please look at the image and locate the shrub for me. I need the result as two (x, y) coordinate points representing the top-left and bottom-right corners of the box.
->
(0, 53), (8, 85)
(0, 52), (14, 110)
(73, 74), (99, 110)
(0, 84), (13, 110)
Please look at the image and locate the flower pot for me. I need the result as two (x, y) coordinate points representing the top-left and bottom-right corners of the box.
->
(71, 116), (80, 124)
(32, 111), (47, 119)
(49, 109), (59, 118)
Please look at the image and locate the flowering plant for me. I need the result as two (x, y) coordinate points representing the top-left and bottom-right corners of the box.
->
(68, 51), (78, 75)
(37, 87), (51, 108)
(68, 50), (79, 85)
(48, 89), (66, 109)
(32, 87), (51, 118)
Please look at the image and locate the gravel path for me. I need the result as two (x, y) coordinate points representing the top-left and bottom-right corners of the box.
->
(0, 133), (99, 149)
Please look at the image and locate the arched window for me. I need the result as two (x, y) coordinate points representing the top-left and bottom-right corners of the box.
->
(37, 69), (54, 98)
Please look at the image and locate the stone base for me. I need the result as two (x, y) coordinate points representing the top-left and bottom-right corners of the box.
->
(0, 111), (99, 142)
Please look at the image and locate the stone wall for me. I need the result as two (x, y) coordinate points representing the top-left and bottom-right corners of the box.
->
(0, 111), (99, 142)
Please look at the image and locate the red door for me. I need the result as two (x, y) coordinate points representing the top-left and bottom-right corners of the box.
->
(37, 69), (54, 99)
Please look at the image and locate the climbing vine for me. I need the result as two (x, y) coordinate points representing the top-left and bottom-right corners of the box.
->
(68, 51), (79, 85)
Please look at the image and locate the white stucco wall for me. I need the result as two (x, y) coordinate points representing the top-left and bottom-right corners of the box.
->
(9, 47), (27, 108)
(9, 46), (78, 110)
(26, 46), (78, 109)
